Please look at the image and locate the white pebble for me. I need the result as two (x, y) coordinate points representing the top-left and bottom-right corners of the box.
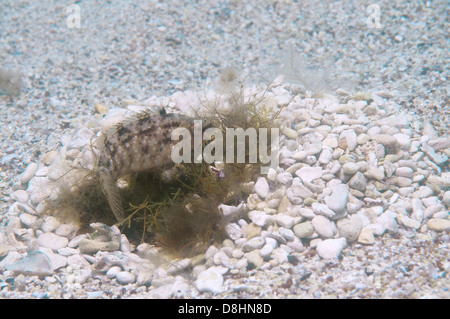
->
(226, 223), (243, 240)
(279, 227), (295, 241)
(19, 213), (40, 229)
(270, 248), (289, 264)
(365, 165), (385, 181)
(196, 268), (224, 294)
(393, 133), (411, 149)
(427, 218), (450, 232)
(295, 167), (323, 183)
(67, 234), (88, 248)
(344, 130), (357, 151)
(116, 271), (136, 285)
(413, 186), (434, 199)
(291, 151), (307, 161)
(282, 127), (298, 139)
(397, 214), (421, 229)
(267, 168), (277, 182)
(242, 237), (265, 252)
(443, 191), (450, 207)
(15, 202), (38, 217)
(357, 133), (370, 144)
(296, 207), (316, 219)
(433, 211), (449, 219)
(204, 246), (219, 262)
(39, 150), (58, 165)
(10, 190), (29, 203)
(288, 178), (314, 200)
(325, 184), (349, 214)
(411, 198), (424, 222)
(35, 201), (49, 216)
(342, 162), (360, 175)
(264, 237), (278, 249)
(266, 232), (286, 245)
(275, 213), (295, 228)
(248, 210), (274, 227)
(234, 258), (248, 270)
(348, 172), (367, 191)
(260, 243), (275, 259)
(41, 216), (60, 233)
(424, 205), (444, 219)
(367, 126), (381, 137)
(57, 247), (79, 256)
(322, 136), (338, 148)
(246, 250), (264, 268)
(37, 233), (69, 251)
(219, 203), (245, 221)
(286, 236), (304, 252)
(427, 175), (450, 189)
(395, 167), (414, 178)
(276, 94), (292, 107)
(312, 202), (336, 218)
(311, 215), (334, 238)
(120, 234), (131, 253)
(55, 223), (79, 239)
(277, 172), (293, 185)
(337, 216), (363, 242)
(421, 197), (439, 207)
(19, 163), (38, 184)
(254, 177), (270, 199)
(372, 211), (398, 235)
(316, 238), (347, 259)
(372, 134), (397, 149)
(305, 144), (322, 156)
(38, 248), (67, 270)
(428, 137), (450, 151)
(214, 251), (233, 269)
(318, 148), (333, 165)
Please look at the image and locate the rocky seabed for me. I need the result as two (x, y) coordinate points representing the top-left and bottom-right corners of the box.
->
(1, 85), (449, 298)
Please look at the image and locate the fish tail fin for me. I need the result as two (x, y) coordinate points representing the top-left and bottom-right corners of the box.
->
(99, 168), (124, 222)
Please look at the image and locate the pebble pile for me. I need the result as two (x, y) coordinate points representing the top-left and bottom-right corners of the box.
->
(1, 83), (449, 298)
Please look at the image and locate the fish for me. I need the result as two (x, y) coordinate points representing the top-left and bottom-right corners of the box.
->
(97, 111), (206, 222)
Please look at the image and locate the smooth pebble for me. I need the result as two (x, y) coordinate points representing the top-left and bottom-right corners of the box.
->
(325, 184), (349, 214)
(357, 226), (375, 245)
(116, 271), (136, 285)
(311, 215), (334, 238)
(37, 233), (69, 251)
(295, 167), (323, 183)
(196, 268), (224, 294)
(316, 238), (346, 259)
(242, 237), (265, 252)
(254, 177), (270, 199)
(427, 219), (450, 232)
(293, 221), (314, 238)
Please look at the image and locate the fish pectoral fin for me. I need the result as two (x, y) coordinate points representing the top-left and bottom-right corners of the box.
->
(99, 169), (124, 222)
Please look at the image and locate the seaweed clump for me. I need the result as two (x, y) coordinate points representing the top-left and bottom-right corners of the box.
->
(52, 68), (281, 257)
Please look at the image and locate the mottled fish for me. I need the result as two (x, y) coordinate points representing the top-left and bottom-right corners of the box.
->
(98, 111), (205, 222)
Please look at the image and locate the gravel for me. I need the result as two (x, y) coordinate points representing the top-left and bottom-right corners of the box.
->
(0, 0), (449, 299)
